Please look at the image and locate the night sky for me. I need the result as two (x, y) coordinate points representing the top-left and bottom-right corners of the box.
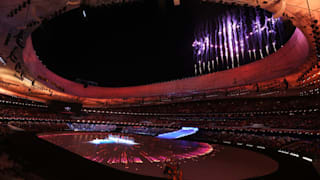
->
(31, 0), (294, 87)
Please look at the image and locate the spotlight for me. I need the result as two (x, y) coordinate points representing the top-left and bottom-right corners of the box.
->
(0, 57), (7, 65)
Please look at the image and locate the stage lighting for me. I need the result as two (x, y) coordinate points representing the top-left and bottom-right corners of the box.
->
(0, 57), (6, 65)
(82, 10), (87, 18)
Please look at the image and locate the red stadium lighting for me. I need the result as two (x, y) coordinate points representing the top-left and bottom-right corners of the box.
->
(173, 0), (180, 6)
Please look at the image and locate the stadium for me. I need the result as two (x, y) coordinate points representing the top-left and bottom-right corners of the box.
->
(0, 0), (319, 179)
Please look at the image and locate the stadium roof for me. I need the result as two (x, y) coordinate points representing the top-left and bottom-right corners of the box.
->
(0, 0), (318, 106)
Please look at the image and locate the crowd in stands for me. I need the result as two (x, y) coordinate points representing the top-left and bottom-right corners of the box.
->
(0, 94), (46, 107)
(0, 93), (319, 164)
(0, 103), (319, 132)
(0, 104), (64, 120)
(194, 130), (298, 149)
(107, 96), (320, 114)
(164, 113), (320, 130)
(8, 121), (68, 132)
(282, 140), (320, 159)
(1, 94), (319, 130)
(190, 130), (320, 159)
(121, 126), (175, 136)
(67, 123), (116, 132)
(213, 114), (320, 130)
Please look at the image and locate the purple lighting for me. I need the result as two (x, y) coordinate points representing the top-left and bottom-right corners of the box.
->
(157, 127), (199, 139)
(39, 132), (214, 168)
(192, 6), (284, 76)
(89, 134), (139, 145)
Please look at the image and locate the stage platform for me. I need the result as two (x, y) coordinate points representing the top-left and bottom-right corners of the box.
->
(39, 132), (278, 180)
